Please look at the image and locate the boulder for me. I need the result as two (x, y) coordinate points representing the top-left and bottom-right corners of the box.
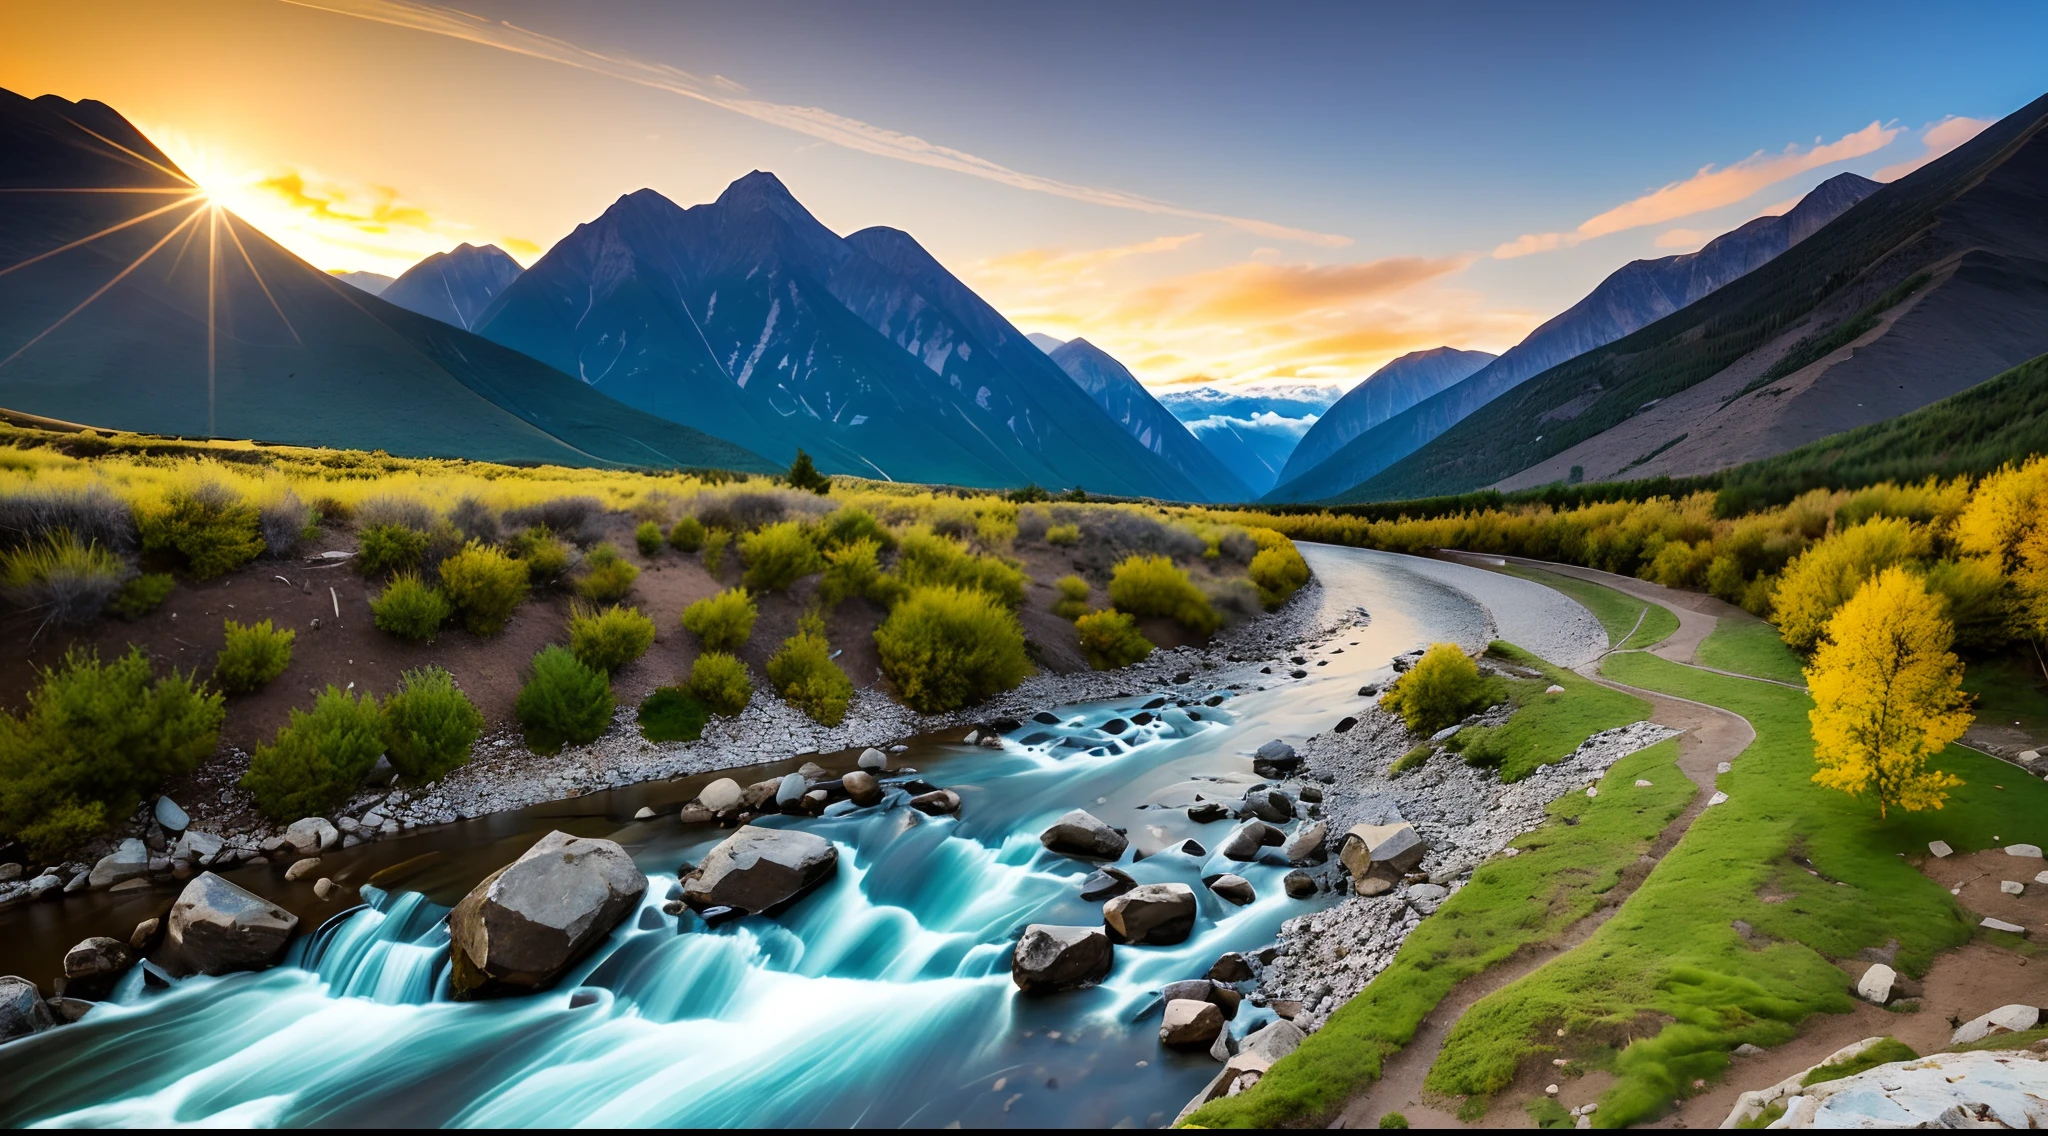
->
(1406, 882), (1449, 913)
(2007, 843), (2044, 858)
(1205, 874), (1256, 906)
(774, 772), (808, 809)
(1174, 1019), (1307, 1124)
(1252, 739), (1300, 776)
(1160, 998), (1225, 1048)
(858, 747), (887, 772)
(2004, 880), (2026, 895)
(681, 825), (837, 914)
(1208, 952), (1253, 983)
(801, 789), (830, 814)
(1928, 840), (1954, 858)
(1298, 784), (1324, 804)
(841, 770), (883, 807)
(164, 871), (300, 976)
(153, 796), (190, 833)
(1011, 924), (1112, 993)
(698, 777), (744, 816)
(1188, 801), (1230, 824)
(0, 976), (53, 1041)
(742, 780), (782, 812)
(284, 857), (321, 882)
(1039, 810), (1129, 860)
(796, 761), (829, 782)
(62, 936), (133, 998)
(1983, 917), (2028, 935)
(1284, 821), (1329, 865)
(909, 789), (961, 815)
(1245, 788), (1293, 824)
(172, 830), (224, 863)
(447, 831), (646, 999)
(282, 817), (338, 856)
(1952, 1003), (2041, 1045)
(1103, 882), (1198, 945)
(1219, 820), (1281, 861)
(1079, 867), (1137, 901)
(129, 918), (159, 950)
(1856, 963), (1896, 1004)
(1340, 821), (1426, 879)
(1284, 870), (1318, 899)
(88, 839), (149, 889)
(46, 996), (93, 1024)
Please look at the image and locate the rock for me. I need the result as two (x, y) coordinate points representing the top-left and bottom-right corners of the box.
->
(1928, 840), (1953, 857)
(283, 817), (339, 856)
(1188, 801), (1230, 824)
(742, 780), (782, 812)
(1983, 917), (2028, 935)
(909, 789), (961, 815)
(366, 755), (397, 786)
(1856, 963), (1895, 1004)
(1406, 882), (1449, 913)
(1079, 867), (1137, 901)
(172, 829), (224, 863)
(1634, 779), (1653, 788)
(1545, 684), (1566, 695)
(0, 976), (53, 1041)
(1208, 952), (1253, 983)
(2007, 843), (2044, 858)
(1161, 998), (1225, 1048)
(698, 777), (744, 816)
(1205, 874), (1255, 905)
(1340, 821), (1426, 880)
(963, 730), (979, 745)
(2004, 880), (2027, 895)
(284, 857), (321, 882)
(1283, 821), (1328, 865)
(1354, 875), (1395, 897)
(164, 871), (300, 976)
(1716, 761), (1733, 774)
(682, 825), (837, 914)
(46, 996), (93, 1024)
(1284, 870), (1317, 899)
(1298, 784), (1323, 804)
(314, 878), (340, 901)
(1271, 999), (1303, 1020)
(858, 747), (887, 772)
(154, 796), (190, 832)
(129, 918), (160, 950)
(1040, 810), (1130, 860)
(2037, 869), (2048, 886)
(1776, 1048), (2048, 1128)
(1334, 716), (1358, 733)
(678, 804), (714, 824)
(62, 935), (134, 998)
(447, 831), (646, 999)
(88, 839), (149, 889)
(796, 761), (829, 782)
(801, 789), (830, 813)
(1429, 724), (1463, 743)
(1952, 1003), (2041, 1044)
(774, 772), (808, 809)
(2023, 749), (2044, 764)
(1219, 820), (1281, 861)
(1245, 788), (1293, 824)
(1253, 740), (1299, 770)
(841, 770), (883, 807)
(632, 806), (656, 820)
(0, 863), (17, 884)
(1011, 924), (1112, 993)
(1103, 882), (1199, 945)
(1707, 791), (1729, 806)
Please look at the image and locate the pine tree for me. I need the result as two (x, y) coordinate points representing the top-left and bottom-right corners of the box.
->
(785, 449), (830, 495)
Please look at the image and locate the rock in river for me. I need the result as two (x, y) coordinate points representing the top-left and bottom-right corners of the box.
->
(1160, 998), (1225, 1048)
(283, 817), (339, 857)
(164, 872), (300, 976)
(909, 789), (961, 816)
(682, 825), (837, 915)
(1218, 820), (1282, 861)
(698, 777), (744, 817)
(1284, 821), (1329, 865)
(448, 831), (646, 999)
(62, 936), (133, 999)
(1104, 882), (1198, 945)
(1205, 874), (1256, 906)
(840, 770), (883, 807)
(1012, 924), (1112, 993)
(88, 839), (149, 890)
(1079, 867), (1137, 901)
(0, 976), (53, 1041)
(1040, 810), (1129, 860)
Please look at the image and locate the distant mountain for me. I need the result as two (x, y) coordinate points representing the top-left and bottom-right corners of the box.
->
(1352, 92), (2048, 502)
(381, 243), (523, 331)
(330, 269), (393, 295)
(1025, 332), (1067, 353)
(474, 173), (1211, 499)
(1273, 347), (1496, 490)
(1044, 338), (1252, 501)
(1155, 384), (1338, 495)
(1269, 172), (1882, 502)
(0, 89), (772, 473)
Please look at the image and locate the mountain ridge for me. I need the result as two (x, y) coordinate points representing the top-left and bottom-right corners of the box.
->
(381, 243), (524, 331)
(1045, 337), (1253, 501)
(1273, 346), (1496, 490)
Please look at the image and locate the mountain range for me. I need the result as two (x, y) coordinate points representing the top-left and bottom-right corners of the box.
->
(1274, 347), (1496, 492)
(1032, 335), (1252, 501)
(1152, 384), (1338, 496)
(380, 243), (524, 331)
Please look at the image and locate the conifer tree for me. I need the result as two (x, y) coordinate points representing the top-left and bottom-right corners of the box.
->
(785, 449), (831, 495)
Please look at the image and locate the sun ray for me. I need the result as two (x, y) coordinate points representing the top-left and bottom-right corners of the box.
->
(221, 210), (302, 346)
(164, 206), (206, 277)
(0, 194), (204, 279)
(55, 116), (197, 188)
(0, 187), (196, 194)
(206, 207), (218, 437)
(0, 206), (205, 371)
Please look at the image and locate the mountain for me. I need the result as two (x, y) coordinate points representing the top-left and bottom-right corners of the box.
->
(0, 89), (772, 473)
(1044, 338), (1252, 501)
(1155, 384), (1338, 495)
(381, 243), (523, 330)
(330, 269), (393, 295)
(1348, 93), (2048, 502)
(473, 173), (1210, 499)
(1025, 332), (1067, 353)
(1268, 172), (1882, 502)
(1273, 347), (1496, 489)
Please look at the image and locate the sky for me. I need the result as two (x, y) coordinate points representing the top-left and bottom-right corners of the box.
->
(3, 0), (2044, 395)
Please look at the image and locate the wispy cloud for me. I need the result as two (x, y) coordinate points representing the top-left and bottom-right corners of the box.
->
(981, 233), (1204, 277)
(255, 171), (436, 233)
(278, 0), (1352, 247)
(1874, 115), (1993, 181)
(1494, 121), (1900, 258)
(1110, 256), (1470, 325)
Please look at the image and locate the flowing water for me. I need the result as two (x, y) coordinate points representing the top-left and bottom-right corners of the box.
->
(1, 546), (1496, 1128)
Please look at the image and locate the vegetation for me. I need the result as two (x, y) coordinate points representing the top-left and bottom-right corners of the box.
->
(514, 646), (615, 755)
(740, 520), (825, 591)
(667, 515), (706, 552)
(1074, 608), (1153, 669)
(785, 448), (831, 494)
(689, 651), (753, 716)
(370, 572), (452, 641)
(0, 532), (128, 627)
(381, 665), (485, 781)
(575, 542), (640, 603)
(1249, 538), (1311, 608)
(241, 685), (384, 819)
(1046, 522), (1080, 546)
(874, 585), (1030, 712)
(1052, 574), (1091, 620)
(1379, 643), (1490, 735)
(1800, 1038), (1917, 1087)
(138, 481), (265, 579)
(767, 625), (855, 725)
(634, 520), (664, 557)
(505, 526), (570, 584)
(1108, 553), (1220, 634)
(681, 587), (758, 651)
(703, 527), (731, 576)
(893, 528), (1026, 607)
(638, 686), (712, 743)
(817, 505), (891, 550)
(1449, 643), (1649, 781)
(439, 542), (531, 634)
(1693, 618), (1805, 683)
(819, 537), (883, 605)
(107, 571), (174, 620)
(354, 522), (429, 577)
(1389, 744), (1433, 777)
(1771, 517), (1927, 650)
(213, 618), (295, 694)
(567, 603), (657, 675)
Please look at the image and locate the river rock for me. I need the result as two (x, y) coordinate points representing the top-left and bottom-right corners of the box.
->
(1284, 821), (1329, 865)
(88, 839), (149, 889)
(129, 918), (159, 950)
(1175, 1019), (1306, 1124)
(1340, 821), (1427, 880)
(164, 871), (300, 976)
(1161, 998), (1225, 1048)
(1406, 882), (1449, 913)
(62, 936), (133, 999)
(1209, 952), (1254, 983)
(1284, 870), (1317, 898)
(46, 996), (93, 1024)
(1040, 810), (1129, 860)
(1205, 874), (1256, 905)
(858, 747), (887, 772)
(448, 831), (646, 999)
(1857, 963), (1896, 1004)
(841, 770), (883, 807)
(774, 772), (808, 810)
(682, 825), (837, 914)
(1253, 739), (1300, 775)
(154, 796), (190, 833)
(1245, 788), (1293, 824)
(172, 830), (224, 864)
(2008, 843), (2045, 858)
(1079, 867), (1137, 901)
(1952, 1003), (2041, 1045)
(698, 777), (744, 817)
(1103, 882), (1198, 945)
(1219, 820), (1281, 861)
(283, 817), (339, 856)
(1928, 840), (1953, 858)
(1011, 924), (1112, 993)
(284, 857), (321, 882)
(909, 789), (961, 815)
(742, 780), (782, 812)
(2004, 880), (2026, 895)
(801, 789), (829, 814)
(1188, 801), (1230, 824)
(0, 976), (53, 1041)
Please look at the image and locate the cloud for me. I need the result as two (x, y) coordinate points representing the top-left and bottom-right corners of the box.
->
(1874, 115), (1993, 181)
(279, 0), (1352, 247)
(254, 172), (436, 233)
(1111, 255), (1470, 325)
(980, 233), (1202, 278)
(1495, 121), (1900, 258)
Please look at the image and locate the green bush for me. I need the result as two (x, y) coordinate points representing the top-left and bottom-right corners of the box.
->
(381, 665), (484, 781)
(138, 482), (265, 579)
(440, 542), (531, 634)
(506, 526), (571, 585)
(635, 520), (664, 557)
(689, 650), (753, 716)
(894, 527), (1026, 607)
(108, 571), (174, 619)
(638, 686), (711, 742)
(704, 528), (732, 576)
(740, 520), (825, 592)
(354, 523), (428, 577)
(767, 631), (855, 725)
(576, 542), (640, 603)
(0, 646), (224, 858)
(1390, 744), (1433, 776)
(681, 586), (758, 651)
(568, 602), (657, 674)
(515, 646), (615, 755)
(1378, 1115), (1410, 1131)
(1250, 543), (1311, 608)
(820, 537), (882, 606)
(1074, 608), (1153, 669)
(0, 531), (129, 626)
(1046, 523), (1080, 547)
(818, 506), (892, 550)
(1108, 554), (1221, 634)
(874, 585), (1030, 712)
(668, 515), (706, 553)
(1052, 574), (1091, 620)
(213, 618), (294, 693)
(786, 448), (831, 494)
(371, 572), (451, 641)
(1380, 643), (1489, 735)
(241, 686), (384, 819)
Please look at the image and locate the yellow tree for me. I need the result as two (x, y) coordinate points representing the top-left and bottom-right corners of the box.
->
(1807, 566), (1970, 818)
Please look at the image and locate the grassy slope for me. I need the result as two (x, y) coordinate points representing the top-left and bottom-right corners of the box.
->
(1455, 642), (1651, 781)
(1692, 619), (1807, 685)
(1963, 653), (2048, 735)
(1496, 564), (1678, 651)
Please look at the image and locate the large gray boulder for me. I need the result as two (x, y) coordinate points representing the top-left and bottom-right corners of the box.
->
(447, 831), (646, 999)
(282, 817), (339, 857)
(164, 872), (300, 975)
(681, 825), (837, 914)
(153, 796), (190, 833)
(1039, 810), (1129, 860)
(1104, 882), (1198, 945)
(1161, 998), (1225, 1047)
(62, 936), (133, 999)
(0, 976), (53, 1041)
(1245, 788), (1293, 823)
(1340, 821), (1426, 881)
(1284, 821), (1329, 865)
(1218, 820), (1282, 861)
(1952, 1003), (2041, 1045)
(1011, 924), (1112, 993)
(88, 839), (149, 889)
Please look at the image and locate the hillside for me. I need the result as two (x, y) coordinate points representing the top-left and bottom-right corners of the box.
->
(1272, 346), (1496, 494)
(1044, 337), (1252, 501)
(380, 242), (524, 331)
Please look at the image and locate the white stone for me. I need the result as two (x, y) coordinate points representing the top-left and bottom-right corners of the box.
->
(1545, 1083), (1558, 1095)
(283, 817), (338, 856)
(1634, 779), (1652, 787)
(858, 747), (887, 772)
(283, 857), (321, 882)
(153, 796), (190, 832)
(1982, 917), (2028, 935)
(2036, 869), (2048, 885)
(1707, 791), (1728, 806)
(1928, 840), (1953, 858)
(632, 807), (656, 820)
(2006, 843), (2044, 858)
(1585, 787), (1598, 798)
(697, 778), (743, 815)
(1716, 761), (1732, 774)
(1953, 1003), (2041, 1045)
(1768, 1049), (2048, 1128)
(88, 839), (149, 889)
(1544, 684), (1565, 695)
(2004, 880), (2026, 895)
(1855, 963), (1895, 1004)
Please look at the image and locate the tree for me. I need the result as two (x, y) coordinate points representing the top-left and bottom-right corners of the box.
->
(786, 449), (831, 495)
(1806, 566), (1970, 818)
(1770, 517), (1929, 652)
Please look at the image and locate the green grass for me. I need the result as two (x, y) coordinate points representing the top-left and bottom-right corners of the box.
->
(1525, 1098), (1575, 1129)
(1693, 619), (1807, 685)
(1949, 1024), (2048, 1053)
(1188, 737), (1693, 1127)
(1450, 642), (1651, 781)
(636, 686), (711, 743)
(1961, 653), (2048, 736)
(1498, 564), (1677, 651)
(1390, 744), (1433, 776)
(1424, 651), (2048, 1128)
(1800, 1037), (1916, 1086)
(1736, 1101), (1786, 1129)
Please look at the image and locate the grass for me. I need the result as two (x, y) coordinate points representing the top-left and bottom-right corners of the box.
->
(1800, 1037), (1916, 1086)
(1693, 619), (1807, 685)
(1961, 653), (2048, 736)
(1450, 642), (1651, 781)
(637, 686), (711, 743)
(1497, 564), (1676, 651)
(1187, 736), (1693, 1127)
(1949, 1024), (2048, 1053)
(1422, 650), (2048, 1128)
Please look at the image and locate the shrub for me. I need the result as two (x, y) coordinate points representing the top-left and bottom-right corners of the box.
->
(1052, 574), (1091, 620)
(506, 526), (570, 585)
(576, 542), (640, 602)
(682, 586), (757, 651)
(1379, 643), (1489, 735)
(0, 646), (224, 857)
(108, 571), (174, 619)
(515, 646), (615, 755)
(214, 618), (294, 693)
(1390, 745), (1433, 777)
(1378, 1113), (1410, 1130)
(503, 495), (604, 545)
(138, 481), (265, 579)
(1016, 507), (1050, 543)
(1109, 554), (1221, 634)
(1046, 522), (1081, 547)
(1074, 609), (1153, 670)
(0, 484), (134, 553)
(668, 515), (706, 552)
(258, 490), (311, 556)
(446, 496), (501, 545)
(440, 542), (531, 635)
(638, 686), (711, 743)
(818, 506), (891, 550)
(381, 665), (484, 781)
(1, 532), (129, 626)
(308, 495), (352, 525)
(767, 630), (855, 725)
(569, 602), (657, 674)
(371, 572), (451, 641)
(874, 585), (1030, 712)
(786, 448), (832, 494)
(689, 650), (753, 716)
(704, 528), (732, 576)
(241, 686), (384, 819)
(820, 537), (882, 606)
(355, 523), (429, 577)
(894, 527), (1026, 607)
(354, 495), (435, 533)
(1250, 543), (1311, 608)
(635, 520), (664, 557)
(741, 520), (825, 592)
(692, 490), (811, 533)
